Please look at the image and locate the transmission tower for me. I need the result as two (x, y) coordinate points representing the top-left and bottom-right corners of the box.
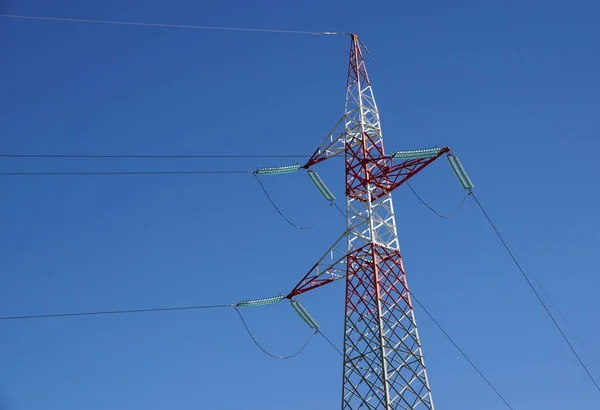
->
(284, 34), (452, 409)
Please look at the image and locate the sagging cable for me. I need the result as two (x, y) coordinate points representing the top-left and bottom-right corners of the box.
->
(253, 173), (332, 230)
(447, 154), (474, 190)
(307, 169), (336, 202)
(392, 147), (444, 160)
(236, 295), (284, 309)
(407, 182), (470, 219)
(234, 307), (317, 360)
(254, 164), (301, 176)
(290, 299), (319, 330)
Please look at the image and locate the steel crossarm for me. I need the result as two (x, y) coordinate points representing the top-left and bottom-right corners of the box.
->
(286, 229), (354, 298)
(304, 114), (351, 168)
(365, 147), (450, 201)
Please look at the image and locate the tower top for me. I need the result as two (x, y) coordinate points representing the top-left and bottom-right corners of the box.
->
(347, 34), (371, 88)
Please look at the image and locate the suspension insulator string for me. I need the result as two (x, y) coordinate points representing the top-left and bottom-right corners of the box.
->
(236, 295), (284, 309)
(307, 169), (336, 202)
(254, 164), (302, 175)
(447, 154), (474, 190)
(392, 147), (444, 160)
(289, 299), (320, 330)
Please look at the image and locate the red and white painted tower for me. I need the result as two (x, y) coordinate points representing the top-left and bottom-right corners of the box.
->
(287, 34), (449, 409)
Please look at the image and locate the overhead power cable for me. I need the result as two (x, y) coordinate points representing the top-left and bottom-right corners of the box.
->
(333, 202), (346, 218)
(410, 292), (514, 409)
(253, 173), (336, 230)
(0, 14), (349, 36)
(406, 182), (470, 219)
(0, 304), (231, 321)
(0, 301), (318, 360)
(318, 330), (344, 356)
(0, 170), (249, 176)
(0, 154), (312, 159)
(529, 273), (600, 370)
(487, 225), (600, 371)
(471, 192), (600, 394)
(234, 307), (317, 359)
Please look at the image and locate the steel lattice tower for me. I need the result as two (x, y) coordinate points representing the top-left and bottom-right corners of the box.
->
(285, 34), (451, 409)
(339, 35), (435, 409)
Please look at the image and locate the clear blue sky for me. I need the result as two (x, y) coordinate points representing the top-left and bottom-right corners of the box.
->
(1, 1), (599, 409)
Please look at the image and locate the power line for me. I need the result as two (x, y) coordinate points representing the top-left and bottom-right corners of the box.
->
(406, 182), (470, 219)
(0, 302), (317, 360)
(471, 192), (600, 394)
(318, 330), (344, 356)
(410, 292), (515, 410)
(0, 170), (249, 176)
(0, 14), (348, 36)
(333, 202), (346, 218)
(491, 227), (600, 371)
(0, 304), (231, 321)
(0, 154), (311, 159)
(234, 307), (317, 359)
(253, 173), (335, 230)
(529, 274), (600, 370)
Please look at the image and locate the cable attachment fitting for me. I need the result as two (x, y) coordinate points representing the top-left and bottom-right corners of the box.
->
(236, 295), (284, 309)
(290, 299), (319, 330)
(447, 154), (475, 190)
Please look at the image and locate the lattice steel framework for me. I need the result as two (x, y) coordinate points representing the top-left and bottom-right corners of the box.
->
(338, 34), (435, 410)
(287, 34), (449, 409)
